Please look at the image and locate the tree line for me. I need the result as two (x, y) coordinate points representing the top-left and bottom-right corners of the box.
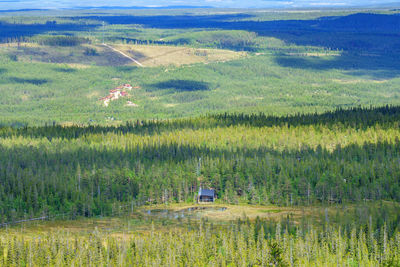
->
(0, 106), (399, 221)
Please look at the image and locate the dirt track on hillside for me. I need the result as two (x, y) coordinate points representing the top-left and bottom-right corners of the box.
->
(103, 43), (144, 67)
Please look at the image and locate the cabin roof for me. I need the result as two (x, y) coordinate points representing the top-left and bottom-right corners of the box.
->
(198, 188), (215, 197)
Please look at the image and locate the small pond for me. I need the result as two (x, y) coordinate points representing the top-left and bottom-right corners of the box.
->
(145, 207), (227, 220)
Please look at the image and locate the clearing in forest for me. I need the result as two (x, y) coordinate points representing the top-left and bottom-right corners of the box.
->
(111, 44), (247, 67)
(2, 42), (246, 67)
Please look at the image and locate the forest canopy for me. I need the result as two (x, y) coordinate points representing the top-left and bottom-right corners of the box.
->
(1, 106), (399, 222)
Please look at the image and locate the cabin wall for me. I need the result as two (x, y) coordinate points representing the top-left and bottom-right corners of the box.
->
(199, 196), (214, 202)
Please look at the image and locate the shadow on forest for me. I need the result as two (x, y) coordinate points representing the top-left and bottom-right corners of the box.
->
(149, 80), (210, 92)
(9, 77), (49, 85)
(1, 137), (400, 181)
(71, 12), (400, 78)
(53, 67), (77, 73)
(125, 49), (147, 62)
(114, 66), (140, 72)
(74, 13), (400, 50)
(2, 13), (400, 77)
(2, 106), (400, 139)
(274, 53), (400, 79)
(0, 21), (98, 40)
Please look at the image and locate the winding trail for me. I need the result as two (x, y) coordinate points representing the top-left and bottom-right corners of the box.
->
(102, 43), (144, 67)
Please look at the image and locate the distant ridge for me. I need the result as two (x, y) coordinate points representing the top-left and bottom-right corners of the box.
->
(0, 6), (214, 12)
(0, 1), (399, 12)
(363, 2), (400, 8)
(0, 8), (46, 13)
(68, 5), (214, 10)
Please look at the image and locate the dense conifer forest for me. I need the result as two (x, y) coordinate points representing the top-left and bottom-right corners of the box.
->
(1, 106), (399, 222)
(2, 220), (400, 266)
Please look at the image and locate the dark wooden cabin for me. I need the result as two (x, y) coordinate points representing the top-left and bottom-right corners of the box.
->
(198, 188), (215, 203)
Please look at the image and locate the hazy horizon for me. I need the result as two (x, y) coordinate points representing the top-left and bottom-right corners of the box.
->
(0, 0), (400, 10)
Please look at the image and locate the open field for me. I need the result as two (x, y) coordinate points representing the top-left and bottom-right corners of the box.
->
(112, 44), (246, 67)
(0, 42), (246, 67)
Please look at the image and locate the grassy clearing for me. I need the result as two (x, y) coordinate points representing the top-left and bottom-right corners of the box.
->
(2, 202), (398, 237)
(110, 44), (246, 67)
(141, 203), (292, 220)
(0, 204), (289, 236)
(0, 204), (315, 235)
(0, 42), (246, 67)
